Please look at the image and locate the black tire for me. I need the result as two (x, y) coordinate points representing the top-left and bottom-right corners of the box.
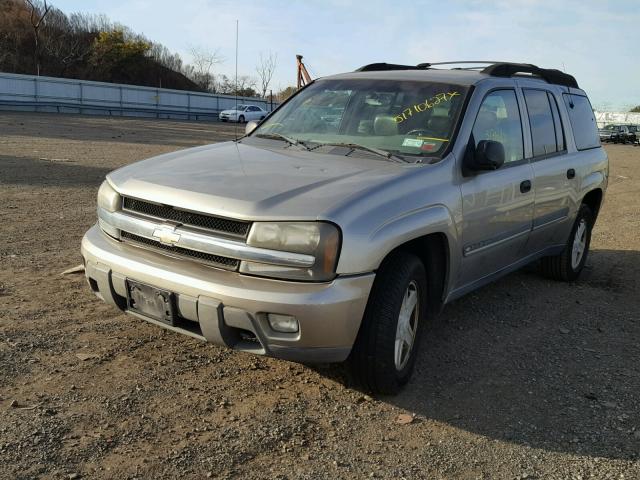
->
(238, 115), (245, 123)
(260, 116), (265, 120)
(540, 204), (593, 281)
(348, 251), (428, 394)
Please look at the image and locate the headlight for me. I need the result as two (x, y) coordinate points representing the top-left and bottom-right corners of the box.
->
(97, 180), (120, 212)
(97, 180), (120, 238)
(240, 222), (341, 281)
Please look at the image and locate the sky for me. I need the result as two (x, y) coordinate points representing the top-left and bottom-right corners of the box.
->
(54, 0), (640, 111)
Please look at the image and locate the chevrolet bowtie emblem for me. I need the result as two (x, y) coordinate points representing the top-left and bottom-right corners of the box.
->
(152, 224), (181, 246)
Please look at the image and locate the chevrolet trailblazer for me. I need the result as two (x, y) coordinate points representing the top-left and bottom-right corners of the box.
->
(82, 62), (608, 393)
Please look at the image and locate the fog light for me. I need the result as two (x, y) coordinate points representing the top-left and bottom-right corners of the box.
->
(267, 314), (299, 333)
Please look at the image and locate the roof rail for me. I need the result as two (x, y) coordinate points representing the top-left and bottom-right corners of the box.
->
(354, 61), (579, 88)
(355, 63), (427, 72)
(417, 61), (506, 68)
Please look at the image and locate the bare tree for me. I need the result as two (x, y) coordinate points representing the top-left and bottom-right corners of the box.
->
(256, 51), (277, 99)
(42, 8), (93, 76)
(26, 0), (52, 75)
(188, 45), (223, 91)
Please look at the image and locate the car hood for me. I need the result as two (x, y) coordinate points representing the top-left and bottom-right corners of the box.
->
(220, 110), (240, 115)
(107, 141), (410, 221)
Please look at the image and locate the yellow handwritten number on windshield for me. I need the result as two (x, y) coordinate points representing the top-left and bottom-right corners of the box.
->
(393, 92), (460, 124)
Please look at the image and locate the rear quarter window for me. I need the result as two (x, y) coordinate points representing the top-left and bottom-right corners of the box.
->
(562, 94), (600, 150)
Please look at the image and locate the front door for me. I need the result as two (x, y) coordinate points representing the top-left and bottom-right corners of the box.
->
(458, 89), (535, 288)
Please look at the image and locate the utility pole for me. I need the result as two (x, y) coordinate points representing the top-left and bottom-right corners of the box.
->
(234, 20), (239, 139)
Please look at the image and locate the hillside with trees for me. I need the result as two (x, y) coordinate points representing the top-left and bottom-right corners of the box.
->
(0, 0), (288, 97)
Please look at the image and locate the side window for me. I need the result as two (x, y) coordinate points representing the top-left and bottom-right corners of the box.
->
(472, 90), (524, 163)
(547, 92), (565, 152)
(563, 94), (600, 150)
(523, 89), (557, 157)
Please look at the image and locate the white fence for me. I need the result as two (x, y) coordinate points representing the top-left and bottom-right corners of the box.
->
(0, 72), (276, 121)
(594, 111), (640, 128)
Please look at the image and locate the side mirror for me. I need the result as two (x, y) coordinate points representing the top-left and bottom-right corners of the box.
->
(465, 139), (505, 172)
(244, 120), (258, 135)
(245, 120), (259, 135)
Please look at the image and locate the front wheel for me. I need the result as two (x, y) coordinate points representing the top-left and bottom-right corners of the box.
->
(238, 115), (245, 123)
(348, 251), (427, 394)
(540, 204), (593, 281)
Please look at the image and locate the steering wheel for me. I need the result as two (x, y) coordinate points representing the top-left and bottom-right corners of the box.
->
(405, 129), (432, 137)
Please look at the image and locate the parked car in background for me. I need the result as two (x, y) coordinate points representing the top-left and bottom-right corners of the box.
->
(83, 62), (607, 394)
(626, 124), (639, 144)
(599, 124), (636, 144)
(219, 104), (267, 123)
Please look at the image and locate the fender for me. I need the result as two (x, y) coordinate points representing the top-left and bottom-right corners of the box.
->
(337, 204), (460, 293)
(581, 170), (606, 197)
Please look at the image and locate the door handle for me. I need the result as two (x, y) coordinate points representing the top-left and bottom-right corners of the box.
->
(520, 180), (532, 193)
(567, 168), (576, 179)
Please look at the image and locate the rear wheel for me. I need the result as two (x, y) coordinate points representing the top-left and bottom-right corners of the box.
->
(540, 204), (593, 281)
(348, 251), (427, 394)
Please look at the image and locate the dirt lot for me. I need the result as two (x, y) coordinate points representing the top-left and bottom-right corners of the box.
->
(1, 112), (639, 480)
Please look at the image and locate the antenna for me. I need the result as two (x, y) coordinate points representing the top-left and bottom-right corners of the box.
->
(234, 19), (239, 140)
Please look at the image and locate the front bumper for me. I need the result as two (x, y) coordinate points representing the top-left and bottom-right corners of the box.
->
(81, 225), (374, 363)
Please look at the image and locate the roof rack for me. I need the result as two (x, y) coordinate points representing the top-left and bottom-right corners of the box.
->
(355, 61), (579, 88)
(481, 63), (578, 88)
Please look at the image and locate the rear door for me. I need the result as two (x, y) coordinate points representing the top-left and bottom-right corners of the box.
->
(459, 89), (535, 287)
(522, 88), (579, 254)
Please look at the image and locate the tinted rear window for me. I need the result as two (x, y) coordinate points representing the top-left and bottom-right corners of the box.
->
(523, 89), (557, 157)
(548, 92), (566, 152)
(563, 94), (600, 150)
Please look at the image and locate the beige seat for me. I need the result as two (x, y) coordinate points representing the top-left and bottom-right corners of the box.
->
(374, 115), (398, 136)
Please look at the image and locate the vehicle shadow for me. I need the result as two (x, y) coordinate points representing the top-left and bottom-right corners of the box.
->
(317, 249), (640, 461)
(383, 248), (640, 461)
(0, 155), (112, 187)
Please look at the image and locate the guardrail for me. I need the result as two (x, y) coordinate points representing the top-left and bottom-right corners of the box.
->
(0, 72), (276, 121)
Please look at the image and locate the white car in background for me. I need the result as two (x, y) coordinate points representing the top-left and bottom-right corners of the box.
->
(219, 104), (267, 123)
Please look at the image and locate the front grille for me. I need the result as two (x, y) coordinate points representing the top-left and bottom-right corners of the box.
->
(121, 231), (239, 271)
(123, 197), (250, 238)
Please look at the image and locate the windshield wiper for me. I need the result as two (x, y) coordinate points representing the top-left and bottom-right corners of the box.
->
(254, 133), (310, 150)
(311, 142), (407, 163)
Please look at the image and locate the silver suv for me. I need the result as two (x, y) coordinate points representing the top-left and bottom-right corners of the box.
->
(82, 62), (608, 393)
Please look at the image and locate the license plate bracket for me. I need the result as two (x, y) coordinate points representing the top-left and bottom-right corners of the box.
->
(126, 280), (175, 325)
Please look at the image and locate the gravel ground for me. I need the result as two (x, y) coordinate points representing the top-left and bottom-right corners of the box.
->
(1, 112), (639, 480)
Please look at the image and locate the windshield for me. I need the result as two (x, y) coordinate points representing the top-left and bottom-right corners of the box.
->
(235, 105), (246, 111)
(250, 79), (469, 159)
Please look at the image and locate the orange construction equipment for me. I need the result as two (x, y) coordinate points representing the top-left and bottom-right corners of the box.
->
(296, 55), (312, 89)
